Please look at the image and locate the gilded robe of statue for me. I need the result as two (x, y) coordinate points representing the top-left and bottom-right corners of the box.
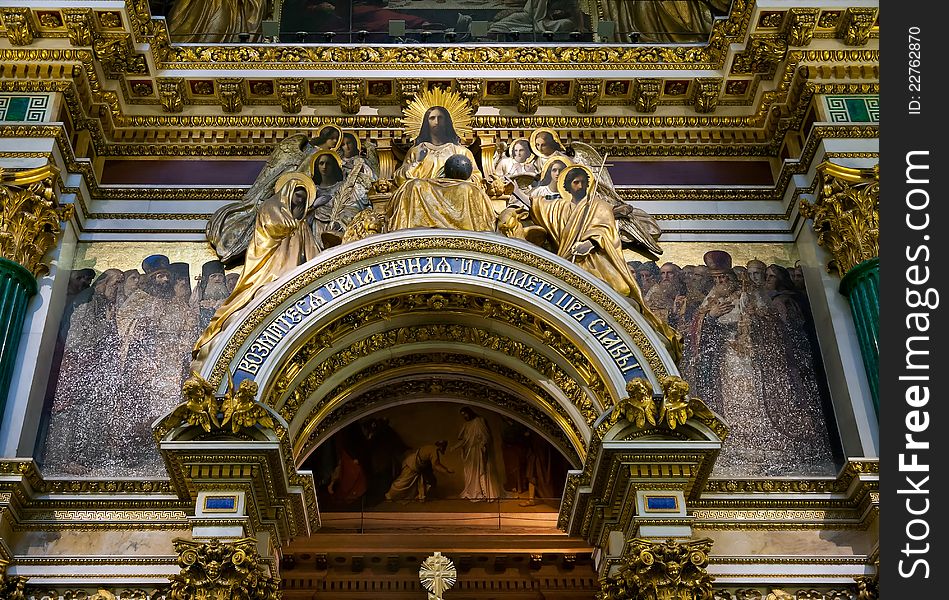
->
(530, 190), (683, 360)
(194, 174), (319, 359)
(386, 142), (498, 232)
(168, 0), (266, 44)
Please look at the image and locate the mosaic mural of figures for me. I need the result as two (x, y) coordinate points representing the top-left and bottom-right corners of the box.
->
(302, 404), (570, 510)
(629, 247), (840, 477)
(39, 246), (239, 477)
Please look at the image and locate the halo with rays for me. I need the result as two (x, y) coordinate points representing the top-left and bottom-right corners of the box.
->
(403, 87), (474, 142)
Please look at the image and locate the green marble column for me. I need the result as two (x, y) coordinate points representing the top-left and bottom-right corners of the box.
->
(839, 257), (879, 414)
(800, 161), (879, 416)
(0, 164), (72, 420)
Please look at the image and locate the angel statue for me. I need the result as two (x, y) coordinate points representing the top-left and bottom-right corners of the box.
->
(194, 172), (320, 362)
(385, 88), (498, 233)
(298, 150), (371, 249)
(339, 131), (380, 185)
(206, 124), (343, 266)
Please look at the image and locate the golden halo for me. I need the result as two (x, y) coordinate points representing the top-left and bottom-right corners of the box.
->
(299, 149), (343, 181)
(403, 87), (474, 142)
(556, 164), (595, 200)
(537, 154), (574, 184)
(340, 131), (361, 156)
(529, 128), (565, 157)
(274, 171), (317, 204)
(313, 124), (343, 151)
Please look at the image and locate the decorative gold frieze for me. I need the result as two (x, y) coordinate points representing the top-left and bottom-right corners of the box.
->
(598, 538), (714, 600)
(786, 8), (818, 46)
(157, 78), (185, 113)
(397, 78), (424, 109)
(62, 8), (94, 46)
(170, 538), (280, 600)
(838, 8), (877, 46)
(799, 161), (879, 276)
(218, 78), (244, 113)
(336, 78), (364, 114)
(0, 163), (74, 277)
(455, 78), (485, 111)
(691, 78), (721, 113)
(574, 79), (601, 114)
(731, 36), (788, 75)
(515, 79), (542, 114)
(276, 78), (304, 114)
(632, 79), (661, 113)
(1, 8), (35, 46)
(93, 35), (147, 76)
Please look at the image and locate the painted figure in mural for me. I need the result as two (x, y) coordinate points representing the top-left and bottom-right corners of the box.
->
(488, 0), (583, 36)
(386, 90), (498, 232)
(206, 125), (342, 265)
(194, 173), (320, 361)
(190, 260), (229, 333)
(42, 268), (125, 475)
(645, 262), (686, 325)
(167, 0), (266, 43)
(529, 164), (683, 361)
(599, 0), (730, 43)
(452, 407), (504, 501)
(384, 440), (453, 502)
(114, 255), (198, 473)
(298, 150), (370, 249)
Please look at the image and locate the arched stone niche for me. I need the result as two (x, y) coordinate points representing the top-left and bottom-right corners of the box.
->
(193, 230), (679, 466)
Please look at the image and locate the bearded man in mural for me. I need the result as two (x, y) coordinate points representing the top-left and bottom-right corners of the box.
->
(385, 89), (498, 233)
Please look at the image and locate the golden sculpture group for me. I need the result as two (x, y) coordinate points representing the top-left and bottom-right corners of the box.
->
(196, 88), (682, 367)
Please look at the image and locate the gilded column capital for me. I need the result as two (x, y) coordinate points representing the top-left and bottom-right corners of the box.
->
(597, 538), (715, 600)
(632, 79), (661, 113)
(786, 8), (818, 46)
(277, 78), (304, 114)
(336, 78), (365, 115)
(62, 8), (94, 46)
(731, 36), (788, 75)
(574, 79), (602, 114)
(170, 538), (280, 600)
(691, 78), (722, 114)
(515, 79), (542, 114)
(218, 78), (245, 113)
(0, 8), (35, 46)
(800, 161), (879, 277)
(0, 163), (74, 278)
(838, 7), (877, 46)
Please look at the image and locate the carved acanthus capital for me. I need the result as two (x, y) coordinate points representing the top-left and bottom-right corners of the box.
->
(0, 8), (35, 46)
(597, 538), (714, 600)
(515, 79), (542, 114)
(786, 8), (818, 46)
(157, 78), (185, 113)
(455, 78), (484, 111)
(397, 78), (425, 109)
(839, 7), (876, 46)
(170, 538), (280, 600)
(62, 8), (94, 46)
(336, 78), (364, 114)
(0, 163), (74, 277)
(574, 79), (602, 114)
(277, 78), (304, 114)
(218, 78), (244, 113)
(93, 34), (148, 76)
(800, 161), (879, 277)
(632, 79), (661, 113)
(691, 78), (721, 114)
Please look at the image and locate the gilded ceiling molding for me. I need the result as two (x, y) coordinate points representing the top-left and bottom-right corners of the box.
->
(0, 163), (74, 277)
(799, 161), (879, 276)
(0, 8), (35, 46)
(62, 8), (94, 46)
(631, 78), (661, 113)
(786, 8), (819, 46)
(276, 78), (303, 114)
(515, 79), (542, 114)
(397, 78), (424, 109)
(691, 78), (722, 114)
(455, 78), (484, 111)
(157, 77), (184, 113)
(574, 79), (601, 114)
(335, 78), (364, 115)
(217, 78), (244, 113)
(731, 35), (789, 76)
(838, 8), (877, 46)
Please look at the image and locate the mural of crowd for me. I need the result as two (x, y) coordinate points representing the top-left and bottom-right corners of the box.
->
(39, 254), (237, 477)
(629, 250), (840, 477)
(302, 404), (570, 510)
